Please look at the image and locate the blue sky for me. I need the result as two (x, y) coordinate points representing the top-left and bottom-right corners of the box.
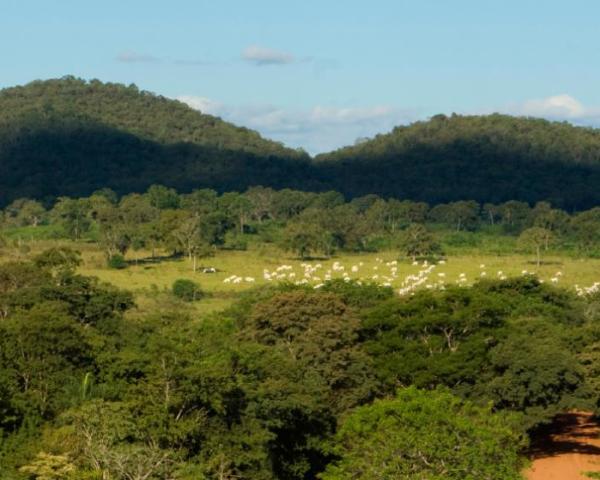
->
(2, 0), (600, 154)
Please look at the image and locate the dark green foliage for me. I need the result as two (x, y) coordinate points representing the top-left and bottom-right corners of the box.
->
(360, 277), (591, 427)
(481, 317), (586, 428)
(171, 278), (204, 302)
(0, 77), (311, 207)
(320, 387), (526, 480)
(0, 258), (134, 475)
(232, 290), (380, 478)
(2, 259), (600, 478)
(4, 79), (600, 210)
(106, 254), (127, 269)
(0, 302), (92, 419)
(319, 279), (394, 309)
(317, 113), (600, 210)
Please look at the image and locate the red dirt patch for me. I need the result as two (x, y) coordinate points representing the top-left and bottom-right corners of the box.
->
(525, 412), (600, 480)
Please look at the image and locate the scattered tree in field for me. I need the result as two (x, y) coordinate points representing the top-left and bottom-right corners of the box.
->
(518, 227), (554, 266)
(401, 223), (440, 261)
(281, 221), (332, 259)
(4, 198), (47, 227)
(531, 201), (569, 234)
(50, 197), (91, 240)
(320, 387), (525, 480)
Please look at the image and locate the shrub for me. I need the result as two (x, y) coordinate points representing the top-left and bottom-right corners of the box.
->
(107, 254), (127, 269)
(172, 279), (204, 302)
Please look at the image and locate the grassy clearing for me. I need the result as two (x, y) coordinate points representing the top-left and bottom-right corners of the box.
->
(3, 239), (599, 316)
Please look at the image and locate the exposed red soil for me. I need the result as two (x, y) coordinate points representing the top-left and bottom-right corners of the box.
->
(525, 412), (600, 480)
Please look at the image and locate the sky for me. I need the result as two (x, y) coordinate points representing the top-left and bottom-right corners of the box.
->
(2, 0), (600, 154)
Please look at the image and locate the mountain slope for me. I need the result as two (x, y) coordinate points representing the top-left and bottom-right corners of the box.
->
(0, 77), (314, 205)
(316, 114), (600, 210)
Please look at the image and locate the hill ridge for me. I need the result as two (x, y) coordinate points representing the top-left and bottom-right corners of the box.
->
(2, 77), (600, 209)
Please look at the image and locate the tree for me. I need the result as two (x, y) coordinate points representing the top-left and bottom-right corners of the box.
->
(0, 302), (91, 418)
(482, 317), (586, 428)
(238, 290), (379, 478)
(180, 188), (219, 217)
(219, 192), (252, 234)
(170, 214), (208, 271)
(244, 186), (276, 223)
(499, 201), (531, 232)
(531, 201), (569, 234)
(401, 223), (440, 261)
(33, 247), (81, 275)
(321, 387), (525, 480)
(572, 208), (600, 254)
(4, 198), (46, 227)
(272, 189), (314, 220)
(381, 199), (427, 232)
(281, 221), (332, 259)
(446, 200), (480, 231)
(482, 203), (501, 225)
(95, 204), (132, 259)
(146, 185), (181, 210)
(518, 227), (553, 266)
(428, 201), (480, 231)
(242, 291), (377, 411)
(50, 198), (91, 240)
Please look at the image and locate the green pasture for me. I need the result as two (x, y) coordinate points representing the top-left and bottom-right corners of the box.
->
(3, 239), (599, 316)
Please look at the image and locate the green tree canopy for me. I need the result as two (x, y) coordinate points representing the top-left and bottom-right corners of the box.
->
(321, 387), (526, 480)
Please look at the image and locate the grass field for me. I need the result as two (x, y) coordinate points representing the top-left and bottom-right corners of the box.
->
(3, 239), (600, 316)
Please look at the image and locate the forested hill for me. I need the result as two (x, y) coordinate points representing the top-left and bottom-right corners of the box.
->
(3, 78), (600, 210)
(0, 77), (314, 206)
(316, 114), (600, 210)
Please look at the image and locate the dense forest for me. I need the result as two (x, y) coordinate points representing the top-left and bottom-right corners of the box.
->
(316, 113), (600, 209)
(3, 185), (600, 263)
(0, 77), (313, 206)
(3, 78), (600, 210)
(1, 249), (600, 479)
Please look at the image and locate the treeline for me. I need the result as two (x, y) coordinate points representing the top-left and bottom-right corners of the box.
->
(2, 186), (600, 262)
(4, 78), (600, 209)
(1, 252), (599, 478)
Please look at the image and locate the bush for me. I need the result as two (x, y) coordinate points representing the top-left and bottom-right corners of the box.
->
(107, 254), (127, 269)
(172, 279), (204, 302)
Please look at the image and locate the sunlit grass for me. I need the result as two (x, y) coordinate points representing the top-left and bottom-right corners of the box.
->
(3, 239), (600, 316)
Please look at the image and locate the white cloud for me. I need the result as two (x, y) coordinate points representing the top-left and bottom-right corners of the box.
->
(116, 51), (160, 64)
(176, 93), (600, 155)
(177, 95), (418, 154)
(520, 94), (585, 118)
(241, 45), (295, 66)
(176, 96), (223, 115)
(501, 94), (600, 125)
(116, 51), (214, 66)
